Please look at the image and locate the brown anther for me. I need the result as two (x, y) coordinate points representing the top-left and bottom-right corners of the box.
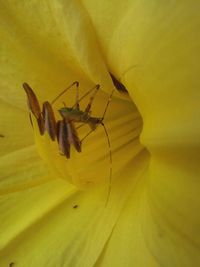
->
(43, 101), (57, 141)
(23, 83), (45, 135)
(57, 120), (70, 158)
(23, 83), (41, 119)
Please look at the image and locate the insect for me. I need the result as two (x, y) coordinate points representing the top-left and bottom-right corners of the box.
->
(23, 82), (114, 203)
(9, 263), (14, 267)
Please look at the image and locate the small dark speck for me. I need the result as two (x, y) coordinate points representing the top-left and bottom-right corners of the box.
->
(0, 134), (5, 138)
(109, 73), (128, 94)
(73, 205), (78, 209)
(9, 263), (14, 267)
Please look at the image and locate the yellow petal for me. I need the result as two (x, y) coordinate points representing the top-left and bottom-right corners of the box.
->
(49, 0), (114, 89)
(82, 1), (200, 146)
(0, 146), (51, 194)
(0, 178), (76, 254)
(0, 1), (88, 108)
(0, 1), (85, 183)
(96, 150), (200, 267)
(0, 0), (142, 189)
(123, 3), (200, 148)
(0, 100), (33, 157)
(96, 166), (159, 267)
(144, 153), (200, 266)
(82, 1), (200, 266)
(4, 1), (199, 267)
(0, 150), (148, 267)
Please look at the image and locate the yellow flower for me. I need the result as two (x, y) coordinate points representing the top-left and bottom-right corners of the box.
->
(0, 1), (200, 267)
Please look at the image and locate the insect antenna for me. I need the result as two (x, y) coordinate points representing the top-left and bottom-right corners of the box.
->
(101, 90), (115, 121)
(101, 122), (113, 206)
(51, 81), (79, 105)
(100, 89), (115, 205)
(75, 81), (80, 109)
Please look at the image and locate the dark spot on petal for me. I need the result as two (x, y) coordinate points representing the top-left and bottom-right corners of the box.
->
(109, 73), (128, 94)
(73, 205), (78, 209)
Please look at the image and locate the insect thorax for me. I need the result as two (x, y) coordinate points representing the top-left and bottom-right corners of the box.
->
(59, 107), (88, 122)
(59, 107), (102, 126)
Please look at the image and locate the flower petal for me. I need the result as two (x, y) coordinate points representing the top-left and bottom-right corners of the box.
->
(82, 1), (200, 145)
(0, 150), (148, 267)
(144, 151), (200, 267)
(0, 100), (33, 157)
(122, 2), (200, 147)
(92, 4), (200, 264)
(95, 162), (158, 267)
(0, 1), (89, 108)
(82, 2), (200, 266)
(0, 0), (122, 111)
(96, 150), (200, 267)
(0, 146), (51, 194)
(0, 179), (76, 255)
(49, 0), (114, 90)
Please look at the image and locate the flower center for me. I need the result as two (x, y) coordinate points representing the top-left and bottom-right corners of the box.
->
(24, 79), (143, 192)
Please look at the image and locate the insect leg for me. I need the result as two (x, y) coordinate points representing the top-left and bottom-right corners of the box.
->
(71, 84), (100, 108)
(84, 84), (100, 114)
(75, 80), (80, 110)
(101, 122), (112, 206)
(101, 90), (114, 121)
(62, 101), (67, 107)
(51, 81), (79, 106)
(80, 121), (113, 205)
(76, 123), (86, 130)
(80, 129), (94, 143)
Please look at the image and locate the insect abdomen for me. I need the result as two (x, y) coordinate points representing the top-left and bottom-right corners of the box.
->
(87, 117), (102, 130)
